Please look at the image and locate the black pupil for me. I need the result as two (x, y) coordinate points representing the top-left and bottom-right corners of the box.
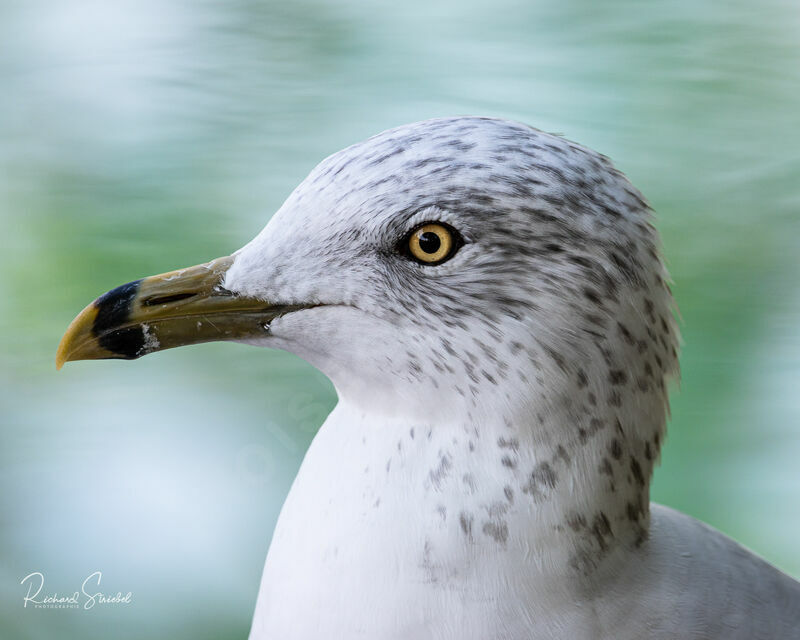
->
(418, 231), (441, 254)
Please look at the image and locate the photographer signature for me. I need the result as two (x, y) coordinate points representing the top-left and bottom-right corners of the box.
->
(20, 571), (132, 609)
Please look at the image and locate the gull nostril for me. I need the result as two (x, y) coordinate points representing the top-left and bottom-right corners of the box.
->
(142, 292), (197, 306)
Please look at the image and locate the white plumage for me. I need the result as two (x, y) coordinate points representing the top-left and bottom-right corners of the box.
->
(226, 117), (800, 639)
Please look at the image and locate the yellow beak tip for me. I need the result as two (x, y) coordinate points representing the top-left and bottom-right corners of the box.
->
(56, 302), (101, 371)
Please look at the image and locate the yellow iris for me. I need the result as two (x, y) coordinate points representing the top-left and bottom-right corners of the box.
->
(408, 223), (454, 264)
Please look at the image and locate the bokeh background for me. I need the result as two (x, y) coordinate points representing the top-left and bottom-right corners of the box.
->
(2, 0), (799, 638)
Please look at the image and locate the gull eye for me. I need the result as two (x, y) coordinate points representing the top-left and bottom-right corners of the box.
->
(405, 223), (460, 265)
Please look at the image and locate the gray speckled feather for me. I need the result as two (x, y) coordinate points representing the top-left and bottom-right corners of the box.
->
(218, 117), (800, 639)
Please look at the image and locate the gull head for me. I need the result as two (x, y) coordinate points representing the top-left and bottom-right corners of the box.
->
(58, 116), (679, 445)
(226, 117), (679, 427)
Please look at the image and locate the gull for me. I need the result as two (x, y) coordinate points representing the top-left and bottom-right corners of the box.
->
(57, 116), (800, 639)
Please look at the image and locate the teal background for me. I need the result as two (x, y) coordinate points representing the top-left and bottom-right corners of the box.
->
(1, 1), (799, 638)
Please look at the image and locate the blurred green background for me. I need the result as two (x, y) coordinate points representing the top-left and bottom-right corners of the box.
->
(1, 0), (799, 638)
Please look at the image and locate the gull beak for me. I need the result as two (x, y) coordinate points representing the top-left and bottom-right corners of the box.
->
(56, 256), (299, 370)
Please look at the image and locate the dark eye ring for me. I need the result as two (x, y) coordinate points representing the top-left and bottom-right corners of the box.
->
(401, 222), (463, 265)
